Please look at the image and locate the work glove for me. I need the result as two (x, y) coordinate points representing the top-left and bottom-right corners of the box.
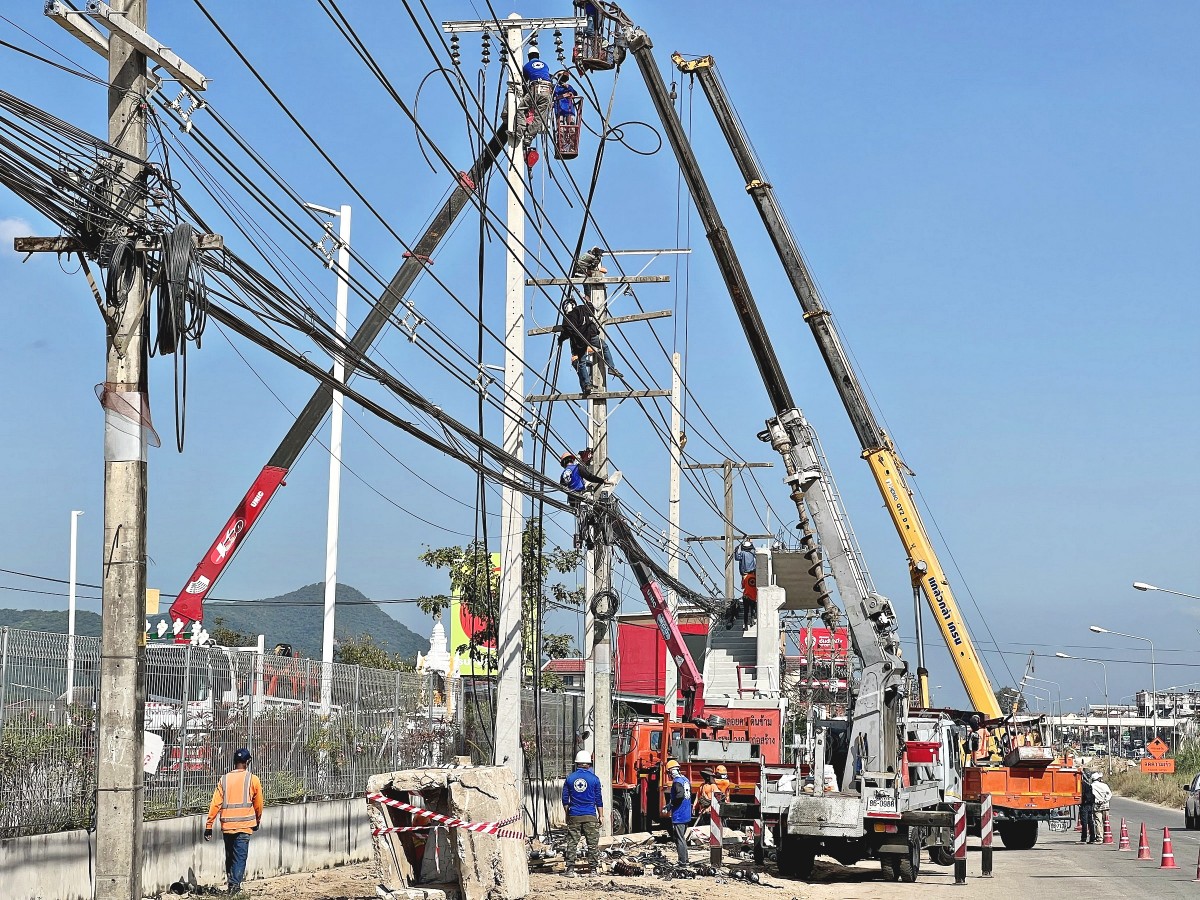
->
(203, 829), (212, 841)
(253, 824), (260, 832)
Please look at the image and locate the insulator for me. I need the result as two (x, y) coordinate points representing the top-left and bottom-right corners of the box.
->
(670, 80), (677, 102)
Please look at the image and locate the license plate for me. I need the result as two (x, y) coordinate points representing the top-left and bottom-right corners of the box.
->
(1049, 820), (1071, 832)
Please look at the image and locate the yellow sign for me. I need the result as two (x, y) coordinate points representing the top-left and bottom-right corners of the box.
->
(1141, 758), (1175, 774)
(448, 553), (499, 676)
(1147, 738), (1169, 759)
(145, 588), (161, 615)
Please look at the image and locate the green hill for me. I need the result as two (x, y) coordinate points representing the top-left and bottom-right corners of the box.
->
(0, 582), (426, 664)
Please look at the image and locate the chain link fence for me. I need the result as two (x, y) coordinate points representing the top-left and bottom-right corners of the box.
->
(0, 627), (460, 839)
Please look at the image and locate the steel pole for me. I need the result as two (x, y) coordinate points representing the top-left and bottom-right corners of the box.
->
(67, 509), (83, 705)
(664, 352), (681, 719)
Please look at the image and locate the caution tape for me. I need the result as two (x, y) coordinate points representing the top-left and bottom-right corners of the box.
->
(366, 792), (525, 839)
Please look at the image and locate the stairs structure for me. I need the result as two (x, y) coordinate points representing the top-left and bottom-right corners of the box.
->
(703, 620), (760, 699)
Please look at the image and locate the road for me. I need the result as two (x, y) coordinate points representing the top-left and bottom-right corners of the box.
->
(795, 795), (1198, 899)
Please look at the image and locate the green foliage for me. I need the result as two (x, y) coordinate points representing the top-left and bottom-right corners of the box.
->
(209, 617), (257, 648)
(416, 523), (583, 681)
(334, 634), (414, 671)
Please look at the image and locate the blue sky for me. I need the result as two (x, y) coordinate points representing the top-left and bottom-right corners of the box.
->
(1, 2), (1197, 713)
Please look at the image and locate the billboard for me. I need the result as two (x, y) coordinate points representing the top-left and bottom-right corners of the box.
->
(794, 627), (850, 661)
(449, 552), (500, 676)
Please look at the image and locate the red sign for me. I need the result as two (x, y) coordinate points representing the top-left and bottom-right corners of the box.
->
(795, 628), (850, 661)
(1141, 758), (1175, 774)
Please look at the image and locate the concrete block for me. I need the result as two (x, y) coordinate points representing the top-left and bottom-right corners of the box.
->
(367, 766), (528, 900)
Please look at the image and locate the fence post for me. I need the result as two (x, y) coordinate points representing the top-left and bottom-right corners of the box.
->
(177, 642), (192, 816)
(246, 651), (257, 757)
(0, 627), (8, 735)
(392, 671), (402, 771)
(352, 665), (362, 788)
(303, 658), (312, 801)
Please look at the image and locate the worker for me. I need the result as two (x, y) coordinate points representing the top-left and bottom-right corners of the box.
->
(560, 451), (606, 549)
(970, 715), (990, 764)
(662, 759), (693, 866)
(554, 72), (579, 124)
(1078, 769), (1097, 843)
(734, 539), (758, 629)
(562, 749), (604, 877)
(693, 768), (718, 825)
(714, 764), (733, 800)
(520, 47), (553, 167)
(574, 0), (602, 36)
(1090, 771), (1111, 843)
(204, 747), (263, 898)
(522, 47), (553, 94)
(558, 296), (621, 394)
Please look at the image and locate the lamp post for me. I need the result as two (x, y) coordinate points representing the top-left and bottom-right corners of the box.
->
(305, 202), (352, 716)
(1024, 684), (1053, 744)
(1133, 582), (1200, 601)
(1057, 652), (1110, 771)
(1091, 625), (1156, 741)
(66, 509), (84, 705)
(1027, 675), (1063, 750)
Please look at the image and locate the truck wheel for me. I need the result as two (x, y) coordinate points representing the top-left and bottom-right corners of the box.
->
(881, 856), (901, 881)
(896, 832), (922, 883)
(753, 832), (765, 865)
(928, 846), (955, 866)
(996, 820), (1038, 850)
(611, 806), (626, 836)
(777, 832), (816, 880)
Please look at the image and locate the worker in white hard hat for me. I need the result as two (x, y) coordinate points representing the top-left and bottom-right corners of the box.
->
(562, 749), (604, 877)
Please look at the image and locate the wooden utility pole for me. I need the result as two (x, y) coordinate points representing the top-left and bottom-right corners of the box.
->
(98, 3), (149, 896)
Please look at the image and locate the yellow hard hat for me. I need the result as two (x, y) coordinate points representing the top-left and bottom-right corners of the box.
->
(665, 758), (681, 770)
(715, 765), (728, 776)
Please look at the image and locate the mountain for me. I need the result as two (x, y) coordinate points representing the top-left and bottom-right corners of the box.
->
(0, 582), (427, 663)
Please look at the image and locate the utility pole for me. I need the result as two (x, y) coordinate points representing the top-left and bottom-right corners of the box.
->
(66, 509), (84, 705)
(307, 202), (352, 715)
(98, 3), (149, 896)
(443, 11), (585, 793)
(665, 352), (682, 719)
(682, 460), (773, 601)
(527, 261), (673, 838)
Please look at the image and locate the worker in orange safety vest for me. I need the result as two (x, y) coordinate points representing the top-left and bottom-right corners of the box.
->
(205, 747), (263, 897)
(714, 764), (733, 800)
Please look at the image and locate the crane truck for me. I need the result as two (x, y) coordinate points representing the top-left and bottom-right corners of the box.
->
(671, 51), (1081, 850)
(613, 18), (965, 881)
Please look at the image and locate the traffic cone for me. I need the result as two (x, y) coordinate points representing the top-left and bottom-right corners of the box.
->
(1160, 827), (1179, 869)
(1136, 822), (1152, 860)
(1117, 818), (1130, 851)
(1102, 812), (1114, 845)
(1075, 813), (1083, 832)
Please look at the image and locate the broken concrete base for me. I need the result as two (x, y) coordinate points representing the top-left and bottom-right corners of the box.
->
(366, 767), (529, 900)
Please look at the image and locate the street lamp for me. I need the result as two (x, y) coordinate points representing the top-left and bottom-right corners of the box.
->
(1024, 684), (1053, 743)
(1091, 625), (1157, 741)
(1026, 675), (1064, 750)
(1133, 581), (1200, 601)
(1057, 652), (1110, 771)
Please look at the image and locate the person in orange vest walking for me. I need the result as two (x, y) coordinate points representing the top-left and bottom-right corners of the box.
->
(204, 747), (263, 897)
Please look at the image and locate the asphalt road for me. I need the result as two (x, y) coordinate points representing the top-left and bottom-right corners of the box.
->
(796, 795), (1200, 899)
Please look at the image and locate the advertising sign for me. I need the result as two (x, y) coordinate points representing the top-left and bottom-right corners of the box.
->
(449, 552), (500, 676)
(795, 627), (850, 660)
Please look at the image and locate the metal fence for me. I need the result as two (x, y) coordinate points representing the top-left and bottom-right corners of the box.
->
(0, 627), (582, 840)
(0, 627), (460, 838)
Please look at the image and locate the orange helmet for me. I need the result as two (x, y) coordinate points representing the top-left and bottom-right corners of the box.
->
(715, 765), (728, 777)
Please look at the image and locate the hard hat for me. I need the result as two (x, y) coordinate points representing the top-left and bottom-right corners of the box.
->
(575, 749), (593, 765)
(715, 765), (728, 776)
(578, 447), (593, 459)
(701, 768), (715, 777)
(233, 748), (252, 764)
(1091, 771), (1103, 781)
(528, 47), (540, 56)
(665, 758), (681, 770)
(560, 452), (576, 464)
(740, 540), (753, 550)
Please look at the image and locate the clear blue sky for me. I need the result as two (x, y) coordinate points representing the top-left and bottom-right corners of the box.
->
(1, 2), (1197, 713)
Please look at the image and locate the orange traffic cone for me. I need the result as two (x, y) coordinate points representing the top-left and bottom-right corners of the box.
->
(1160, 827), (1179, 869)
(1136, 822), (1152, 860)
(1102, 812), (1114, 845)
(1075, 814), (1083, 832)
(1117, 818), (1130, 851)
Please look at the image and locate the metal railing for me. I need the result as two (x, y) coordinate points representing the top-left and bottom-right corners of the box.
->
(0, 627), (583, 839)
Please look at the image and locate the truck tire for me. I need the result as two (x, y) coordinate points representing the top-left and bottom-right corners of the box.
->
(896, 832), (922, 883)
(777, 832), (816, 880)
(928, 846), (955, 866)
(753, 831), (766, 865)
(996, 820), (1038, 850)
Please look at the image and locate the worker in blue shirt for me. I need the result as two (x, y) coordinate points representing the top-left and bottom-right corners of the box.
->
(734, 539), (758, 628)
(562, 750), (604, 876)
(520, 48), (553, 168)
(661, 758), (693, 865)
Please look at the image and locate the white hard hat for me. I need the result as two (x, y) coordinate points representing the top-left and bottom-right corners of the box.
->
(575, 750), (593, 765)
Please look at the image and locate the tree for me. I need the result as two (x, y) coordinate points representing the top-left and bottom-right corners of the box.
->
(995, 686), (1028, 715)
(209, 617), (257, 648)
(416, 523), (584, 681)
(334, 634), (414, 671)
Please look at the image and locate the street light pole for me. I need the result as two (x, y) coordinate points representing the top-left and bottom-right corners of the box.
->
(1134, 582), (1200, 602)
(1057, 652), (1109, 772)
(1027, 675), (1063, 750)
(1091, 625), (1156, 741)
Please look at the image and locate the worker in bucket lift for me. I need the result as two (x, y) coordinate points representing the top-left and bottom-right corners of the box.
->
(734, 539), (758, 629)
(554, 72), (579, 124)
(574, 0), (602, 36)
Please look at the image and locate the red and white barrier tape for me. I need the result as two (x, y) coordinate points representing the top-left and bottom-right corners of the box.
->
(367, 792), (524, 839)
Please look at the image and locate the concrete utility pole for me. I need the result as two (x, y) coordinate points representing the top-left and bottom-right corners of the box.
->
(682, 460), (773, 600)
(66, 509), (84, 705)
(98, 3), (149, 895)
(665, 352), (682, 719)
(443, 11), (586, 793)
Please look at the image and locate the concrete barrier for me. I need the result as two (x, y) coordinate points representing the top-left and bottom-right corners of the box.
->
(0, 796), (371, 900)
